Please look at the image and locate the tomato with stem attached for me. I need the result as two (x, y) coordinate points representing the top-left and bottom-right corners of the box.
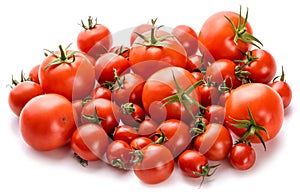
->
(229, 142), (256, 170)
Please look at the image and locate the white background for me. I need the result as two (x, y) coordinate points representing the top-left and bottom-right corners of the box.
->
(0, 0), (298, 193)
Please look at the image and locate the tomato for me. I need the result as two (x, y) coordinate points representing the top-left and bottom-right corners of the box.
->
(225, 83), (284, 148)
(29, 64), (40, 84)
(113, 125), (139, 144)
(129, 26), (187, 79)
(154, 119), (192, 157)
(133, 144), (174, 184)
(39, 45), (95, 101)
(198, 82), (219, 107)
(77, 16), (112, 59)
(81, 98), (121, 135)
(130, 137), (153, 150)
(206, 59), (241, 89)
(112, 72), (145, 108)
(91, 86), (112, 100)
(238, 49), (277, 84)
(120, 103), (145, 127)
(19, 94), (77, 151)
(198, 7), (262, 60)
(109, 45), (130, 59)
(137, 118), (159, 137)
(130, 23), (152, 46)
(204, 105), (225, 124)
(194, 123), (232, 161)
(229, 142), (256, 170)
(106, 140), (133, 170)
(94, 52), (130, 84)
(8, 81), (44, 117)
(71, 123), (109, 161)
(172, 25), (198, 56)
(142, 66), (201, 123)
(268, 66), (292, 109)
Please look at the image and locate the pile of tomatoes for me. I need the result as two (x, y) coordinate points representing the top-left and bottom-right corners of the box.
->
(8, 6), (292, 185)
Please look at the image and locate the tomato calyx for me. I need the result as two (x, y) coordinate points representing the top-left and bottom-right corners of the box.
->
(161, 72), (205, 119)
(190, 115), (207, 138)
(235, 50), (258, 83)
(120, 102), (135, 115)
(272, 65), (286, 82)
(152, 128), (168, 144)
(8, 70), (32, 88)
(73, 152), (88, 167)
(229, 106), (269, 151)
(193, 163), (220, 187)
(110, 158), (129, 170)
(111, 68), (125, 91)
(82, 106), (104, 125)
(224, 6), (263, 49)
(44, 44), (76, 70)
(80, 16), (98, 30)
(218, 77), (233, 94)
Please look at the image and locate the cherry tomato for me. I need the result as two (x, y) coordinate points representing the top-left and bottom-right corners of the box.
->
(130, 137), (153, 150)
(198, 83), (219, 107)
(229, 142), (256, 170)
(133, 144), (174, 184)
(172, 25), (198, 56)
(225, 83), (284, 147)
(113, 125), (139, 144)
(204, 105), (225, 124)
(29, 64), (40, 84)
(8, 81), (44, 117)
(90, 86), (112, 100)
(77, 16), (112, 59)
(198, 7), (262, 60)
(39, 45), (95, 101)
(19, 94), (77, 151)
(120, 103), (145, 127)
(194, 123), (232, 161)
(137, 119), (159, 137)
(106, 140), (133, 170)
(71, 123), (109, 161)
(81, 98), (121, 135)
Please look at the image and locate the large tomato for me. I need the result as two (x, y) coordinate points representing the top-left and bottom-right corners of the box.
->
(198, 7), (262, 60)
(19, 94), (77, 151)
(142, 66), (201, 123)
(225, 83), (284, 148)
(129, 26), (187, 79)
(77, 16), (112, 59)
(39, 45), (95, 101)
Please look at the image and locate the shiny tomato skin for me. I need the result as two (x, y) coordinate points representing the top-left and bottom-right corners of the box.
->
(77, 23), (112, 59)
(137, 119), (159, 137)
(229, 143), (256, 170)
(198, 85), (219, 107)
(130, 137), (153, 150)
(269, 80), (292, 109)
(178, 149), (208, 178)
(172, 25), (198, 56)
(106, 140), (133, 170)
(194, 123), (232, 161)
(71, 123), (109, 161)
(142, 67), (200, 123)
(8, 81), (44, 117)
(39, 51), (95, 101)
(91, 86), (112, 100)
(204, 105), (225, 124)
(19, 94), (77, 151)
(130, 23), (152, 46)
(120, 103), (145, 127)
(198, 11), (253, 60)
(29, 64), (40, 84)
(113, 125), (139, 144)
(225, 83), (284, 143)
(133, 144), (174, 184)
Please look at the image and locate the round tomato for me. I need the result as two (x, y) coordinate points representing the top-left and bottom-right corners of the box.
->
(198, 7), (262, 60)
(71, 123), (109, 161)
(120, 103), (145, 127)
(172, 25), (198, 56)
(81, 98), (121, 135)
(130, 137), (153, 150)
(142, 66), (201, 123)
(133, 144), (174, 184)
(130, 23), (152, 46)
(90, 86), (112, 100)
(29, 64), (40, 84)
(8, 81), (44, 117)
(137, 119), (159, 137)
(229, 142), (256, 170)
(77, 16), (112, 59)
(106, 140), (133, 170)
(113, 125), (139, 144)
(39, 45), (95, 101)
(194, 123), (232, 161)
(204, 105), (225, 124)
(225, 83), (284, 148)
(198, 83), (219, 107)
(19, 94), (77, 151)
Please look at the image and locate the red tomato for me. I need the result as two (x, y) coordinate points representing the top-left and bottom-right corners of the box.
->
(120, 103), (145, 127)
(106, 140), (133, 170)
(91, 86), (112, 100)
(172, 25), (198, 56)
(113, 125), (139, 144)
(130, 137), (153, 150)
(19, 94), (77, 151)
(133, 144), (174, 184)
(198, 83), (219, 107)
(225, 83), (284, 147)
(142, 66), (201, 123)
(8, 81), (44, 117)
(198, 7), (262, 60)
(71, 123), (109, 161)
(109, 45), (130, 59)
(77, 16), (112, 59)
(130, 23), (152, 46)
(81, 98), (121, 135)
(39, 45), (95, 101)
(154, 119), (192, 157)
(269, 79), (292, 109)
(94, 52), (130, 84)
(229, 143), (256, 170)
(112, 72), (145, 108)
(204, 105), (225, 124)
(194, 123), (232, 161)
(238, 49), (277, 84)
(29, 64), (40, 84)
(129, 27), (187, 79)
(206, 59), (241, 89)
(137, 119), (159, 137)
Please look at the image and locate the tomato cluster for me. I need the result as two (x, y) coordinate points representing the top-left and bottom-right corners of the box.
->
(8, 7), (292, 186)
